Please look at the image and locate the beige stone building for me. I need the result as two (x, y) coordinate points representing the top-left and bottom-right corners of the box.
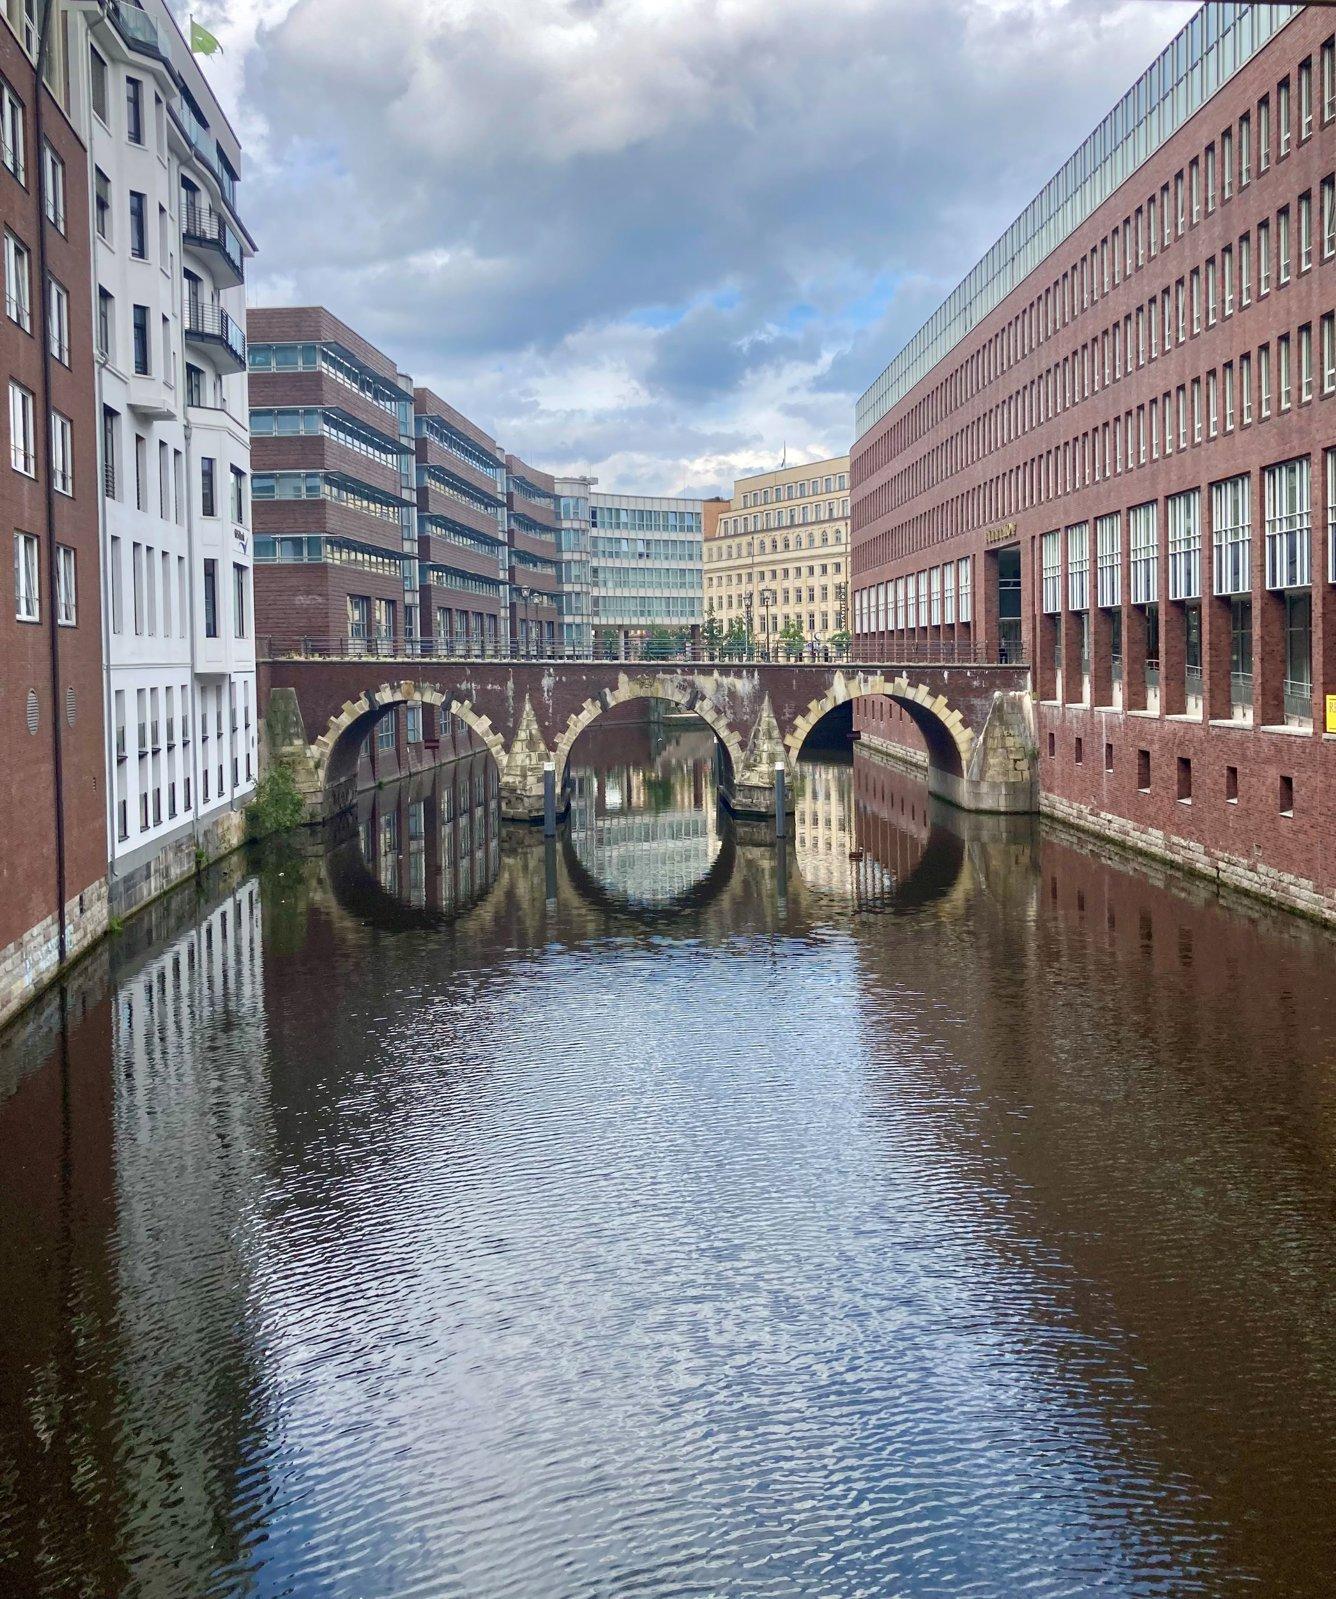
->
(704, 456), (851, 649)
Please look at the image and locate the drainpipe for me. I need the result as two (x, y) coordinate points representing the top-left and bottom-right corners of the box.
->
(34, 0), (70, 965)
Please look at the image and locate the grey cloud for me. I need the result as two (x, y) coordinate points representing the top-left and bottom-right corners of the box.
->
(234, 0), (1195, 487)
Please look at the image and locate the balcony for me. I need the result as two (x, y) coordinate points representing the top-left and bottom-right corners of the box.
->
(184, 301), (246, 374)
(106, 0), (170, 66)
(182, 203), (244, 288)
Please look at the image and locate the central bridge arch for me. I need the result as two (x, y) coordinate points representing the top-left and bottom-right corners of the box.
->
(553, 678), (746, 789)
(783, 672), (975, 779)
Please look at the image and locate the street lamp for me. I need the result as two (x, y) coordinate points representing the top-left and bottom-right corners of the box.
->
(743, 592), (755, 660)
(760, 588), (776, 660)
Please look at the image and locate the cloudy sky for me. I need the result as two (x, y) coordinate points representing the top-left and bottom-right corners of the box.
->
(193, 0), (1196, 496)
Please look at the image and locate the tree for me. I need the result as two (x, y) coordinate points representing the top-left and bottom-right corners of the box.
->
(778, 617), (806, 660)
(828, 628), (852, 657)
(703, 604), (725, 658)
(722, 618), (751, 659)
(642, 625), (685, 661)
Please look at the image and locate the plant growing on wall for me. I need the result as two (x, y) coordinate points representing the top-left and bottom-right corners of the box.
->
(245, 767), (307, 839)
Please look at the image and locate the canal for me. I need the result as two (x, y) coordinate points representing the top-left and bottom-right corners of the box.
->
(1, 721), (1333, 1598)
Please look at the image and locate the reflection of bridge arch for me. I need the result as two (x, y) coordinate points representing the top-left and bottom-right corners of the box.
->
(791, 752), (969, 916)
(325, 756), (501, 931)
(784, 673), (974, 778)
(554, 685), (744, 789)
(560, 819), (739, 921)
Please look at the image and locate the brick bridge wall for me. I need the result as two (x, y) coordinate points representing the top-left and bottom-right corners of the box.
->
(259, 658), (1035, 820)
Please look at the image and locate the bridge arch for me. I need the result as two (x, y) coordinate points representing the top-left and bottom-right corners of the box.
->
(783, 673), (974, 780)
(315, 679), (507, 792)
(553, 678), (747, 788)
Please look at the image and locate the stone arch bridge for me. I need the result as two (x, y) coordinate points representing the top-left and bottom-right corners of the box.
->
(260, 658), (1037, 822)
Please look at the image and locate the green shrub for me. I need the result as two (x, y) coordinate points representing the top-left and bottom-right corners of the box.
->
(246, 767), (307, 839)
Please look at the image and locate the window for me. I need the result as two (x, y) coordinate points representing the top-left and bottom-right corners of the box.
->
(50, 410), (72, 495)
(1129, 502), (1157, 605)
(1168, 490), (1201, 600)
(1299, 192), (1312, 271)
(1325, 36), (1336, 124)
(1278, 207), (1291, 283)
(232, 563), (247, 638)
(2, 79), (25, 183)
(1040, 531), (1061, 613)
(958, 556), (971, 623)
(230, 465), (246, 525)
(1258, 95), (1271, 170)
(200, 456), (216, 516)
(1278, 77), (1292, 157)
(9, 380), (35, 475)
(1265, 458), (1311, 590)
(125, 77), (143, 144)
(56, 544), (75, 625)
(203, 559), (218, 637)
(1067, 522), (1089, 611)
(1213, 475), (1251, 596)
(1239, 112), (1251, 186)
(1258, 220), (1271, 293)
(1137, 749), (1151, 792)
(1324, 177), (1336, 260)
(1323, 313), (1336, 396)
(128, 192), (147, 259)
(102, 406), (118, 498)
(96, 286), (112, 361)
(1095, 513), (1120, 608)
(94, 168), (110, 240)
(406, 705), (422, 743)
(1300, 58), (1313, 140)
(185, 363), (204, 408)
(4, 231), (29, 331)
(13, 531), (39, 620)
(40, 142), (64, 233)
(1299, 324), (1312, 404)
(46, 275), (69, 364)
(90, 47), (108, 124)
(132, 304), (149, 375)
(1279, 774), (1294, 816)
(1177, 757), (1193, 804)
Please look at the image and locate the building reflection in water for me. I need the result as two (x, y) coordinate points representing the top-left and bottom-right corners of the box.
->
(0, 864), (274, 1595)
(340, 753), (502, 920)
(565, 721), (723, 909)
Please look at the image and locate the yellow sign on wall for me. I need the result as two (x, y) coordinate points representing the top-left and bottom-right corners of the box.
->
(1327, 694), (1336, 735)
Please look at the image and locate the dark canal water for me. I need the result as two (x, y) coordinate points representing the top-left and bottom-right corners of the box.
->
(2, 721), (1334, 1599)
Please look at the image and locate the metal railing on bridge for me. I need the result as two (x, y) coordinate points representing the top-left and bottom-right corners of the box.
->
(257, 634), (1027, 668)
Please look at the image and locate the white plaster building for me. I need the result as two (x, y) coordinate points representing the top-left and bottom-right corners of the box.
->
(83, 0), (255, 911)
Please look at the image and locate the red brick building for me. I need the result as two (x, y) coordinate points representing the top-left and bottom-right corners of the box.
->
(851, 5), (1336, 921)
(0, 10), (107, 1024)
(505, 453), (560, 652)
(414, 387), (507, 652)
(248, 306), (418, 652)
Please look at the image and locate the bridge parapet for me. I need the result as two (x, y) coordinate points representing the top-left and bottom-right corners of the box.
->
(258, 657), (1036, 824)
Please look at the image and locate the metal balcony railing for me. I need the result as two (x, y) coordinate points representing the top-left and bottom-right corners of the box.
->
(183, 300), (246, 366)
(182, 202), (243, 282)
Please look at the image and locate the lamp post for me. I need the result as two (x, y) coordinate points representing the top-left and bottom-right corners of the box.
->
(743, 592), (755, 661)
(760, 588), (776, 660)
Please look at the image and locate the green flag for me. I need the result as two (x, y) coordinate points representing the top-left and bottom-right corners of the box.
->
(189, 19), (222, 55)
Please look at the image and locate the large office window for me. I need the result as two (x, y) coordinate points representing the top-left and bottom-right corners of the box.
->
(8, 380), (35, 476)
(1095, 513), (1121, 608)
(1212, 475), (1251, 595)
(1264, 457), (1311, 590)
(14, 532), (39, 621)
(1040, 531), (1061, 613)
(232, 562), (247, 638)
(1167, 490), (1201, 601)
(1129, 503), (1158, 605)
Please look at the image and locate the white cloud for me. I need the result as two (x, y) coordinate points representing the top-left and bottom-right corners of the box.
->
(198, 0), (1196, 494)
